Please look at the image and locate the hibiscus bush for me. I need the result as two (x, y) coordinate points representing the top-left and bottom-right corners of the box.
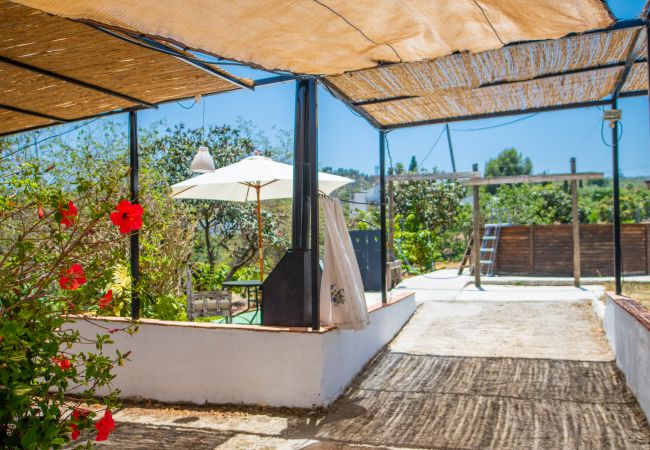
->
(0, 162), (140, 448)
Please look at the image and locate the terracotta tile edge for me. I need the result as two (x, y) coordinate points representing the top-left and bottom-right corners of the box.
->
(606, 291), (650, 333)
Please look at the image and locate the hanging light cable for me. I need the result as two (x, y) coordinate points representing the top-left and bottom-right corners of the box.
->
(191, 94), (215, 173)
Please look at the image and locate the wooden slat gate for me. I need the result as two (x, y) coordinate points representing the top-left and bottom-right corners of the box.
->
(494, 224), (650, 277)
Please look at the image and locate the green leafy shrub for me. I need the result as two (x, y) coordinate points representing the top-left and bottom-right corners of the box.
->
(0, 162), (132, 448)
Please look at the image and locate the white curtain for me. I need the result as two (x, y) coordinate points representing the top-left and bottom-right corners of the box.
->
(319, 197), (370, 330)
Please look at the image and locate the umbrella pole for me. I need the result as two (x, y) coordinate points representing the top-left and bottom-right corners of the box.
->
(256, 185), (264, 281)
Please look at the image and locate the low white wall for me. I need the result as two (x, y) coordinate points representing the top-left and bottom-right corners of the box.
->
(67, 293), (416, 408)
(604, 293), (650, 420)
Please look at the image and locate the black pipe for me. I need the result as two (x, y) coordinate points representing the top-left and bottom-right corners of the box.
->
(611, 99), (622, 295)
(379, 130), (388, 304)
(306, 78), (320, 329)
(129, 111), (140, 320)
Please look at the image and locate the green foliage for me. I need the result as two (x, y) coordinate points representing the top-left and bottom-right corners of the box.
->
(484, 148), (533, 194)
(482, 184), (572, 224)
(579, 181), (650, 223)
(0, 161), (130, 448)
(191, 262), (259, 295)
(141, 123), (291, 275)
(393, 177), (470, 271)
(484, 148), (533, 178)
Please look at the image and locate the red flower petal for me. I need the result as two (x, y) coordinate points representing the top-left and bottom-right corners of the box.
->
(59, 200), (78, 228)
(99, 290), (113, 310)
(110, 200), (143, 234)
(59, 263), (86, 290)
(52, 355), (71, 370)
(70, 423), (80, 440)
(37, 206), (45, 219)
(95, 410), (115, 442)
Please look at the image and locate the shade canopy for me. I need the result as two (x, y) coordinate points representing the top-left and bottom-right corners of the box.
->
(0, 0), (250, 136)
(12, 0), (613, 75)
(325, 23), (648, 128)
(170, 155), (353, 201)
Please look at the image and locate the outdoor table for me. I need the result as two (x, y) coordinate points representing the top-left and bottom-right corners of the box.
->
(221, 280), (262, 323)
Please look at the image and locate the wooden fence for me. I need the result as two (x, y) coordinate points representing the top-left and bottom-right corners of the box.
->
(494, 224), (650, 277)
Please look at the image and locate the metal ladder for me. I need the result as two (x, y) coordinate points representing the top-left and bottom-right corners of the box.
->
(479, 224), (501, 276)
(458, 207), (511, 276)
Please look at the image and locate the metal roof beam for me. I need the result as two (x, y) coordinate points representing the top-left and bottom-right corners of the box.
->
(384, 90), (647, 130)
(612, 28), (646, 99)
(254, 75), (296, 86)
(0, 103), (69, 123)
(0, 56), (157, 109)
(89, 25), (253, 91)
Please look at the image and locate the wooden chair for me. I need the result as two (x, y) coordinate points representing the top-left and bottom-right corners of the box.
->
(187, 291), (232, 322)
(186, 268), (233, 322)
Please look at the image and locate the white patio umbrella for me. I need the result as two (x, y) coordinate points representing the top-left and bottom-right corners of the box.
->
(171, 154), (353, 280)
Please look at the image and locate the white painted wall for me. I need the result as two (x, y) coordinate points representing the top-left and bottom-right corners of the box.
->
(66, 293), (415, 408)
(604, 296), (650, 420)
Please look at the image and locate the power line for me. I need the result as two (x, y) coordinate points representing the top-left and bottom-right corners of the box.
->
(1, 117), (104, 161)
(450, 113), (539, 132)
(420, 127), (446, 167)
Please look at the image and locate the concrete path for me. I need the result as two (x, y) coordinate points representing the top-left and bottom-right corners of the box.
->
(88, 272), (650, 449)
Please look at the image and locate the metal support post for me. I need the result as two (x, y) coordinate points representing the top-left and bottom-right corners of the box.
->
(379, 130), (388, 304)
(129, 111), (140, 320)
(305, 79), (320, 330)
(611, 99), (622, 295)
(472, 163), (481, 288)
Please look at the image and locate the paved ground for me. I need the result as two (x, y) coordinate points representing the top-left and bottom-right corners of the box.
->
(85, 273), (650, 449)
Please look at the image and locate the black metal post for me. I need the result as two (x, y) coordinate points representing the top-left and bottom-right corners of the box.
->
(292, 81), (309, 250)
(129, 111), (140, 319)
(379, 130), (388, 304)
(445, 124), (457, 172)
(611, 99), (622, 295)
(647, 19), (650, 172)
(306, 78), (320, 330)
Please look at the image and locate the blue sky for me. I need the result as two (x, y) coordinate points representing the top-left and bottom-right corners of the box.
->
(130, 1), (647, 177)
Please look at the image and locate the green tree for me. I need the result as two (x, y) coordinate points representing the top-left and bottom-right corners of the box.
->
(141, 123), (290, 281)
(408, 156), (418, 172)
(484, 148), (533, 194)
(393, 179), (470, 271)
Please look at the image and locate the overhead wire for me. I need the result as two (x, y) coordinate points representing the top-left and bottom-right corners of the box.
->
(1, 117), (104, 161)
(450, 113), (539, 132)
(420, 127), (446, 167)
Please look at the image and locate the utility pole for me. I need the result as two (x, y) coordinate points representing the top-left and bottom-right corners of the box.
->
(445, 124), (457, 172)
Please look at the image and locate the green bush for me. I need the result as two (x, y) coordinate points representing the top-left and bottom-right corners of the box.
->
(0, 162), (131, 448)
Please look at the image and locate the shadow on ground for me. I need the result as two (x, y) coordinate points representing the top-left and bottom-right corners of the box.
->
(85, 350), (650, 449)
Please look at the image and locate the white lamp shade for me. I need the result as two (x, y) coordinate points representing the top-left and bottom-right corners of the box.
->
(191, 146), (215, 173)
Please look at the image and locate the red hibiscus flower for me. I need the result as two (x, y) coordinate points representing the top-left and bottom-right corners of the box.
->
(95, 410), (115, 441)
(109, 200), (143, 234)
(70, 423), (80, 440)
(37, 206), (45, 219)
(59, 200), (78, 228)
(70, 408), (90, 440)
(52, 355), (71, 370)
(59, 263), (86, 290)
(99, 290), (113, 310)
